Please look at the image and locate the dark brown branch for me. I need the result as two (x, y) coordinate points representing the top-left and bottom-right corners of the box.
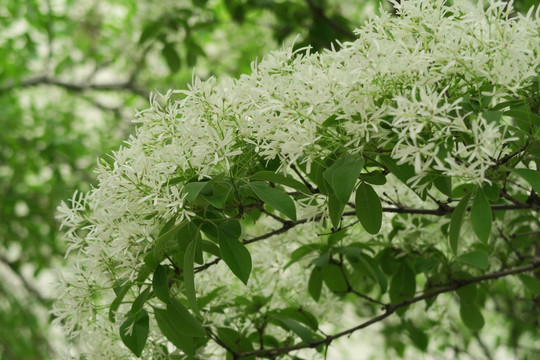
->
(236, 258), (540, 358)
(0, 76), (149, 98)
(194, 200), (536, 274)
(493, 141), (530, 168)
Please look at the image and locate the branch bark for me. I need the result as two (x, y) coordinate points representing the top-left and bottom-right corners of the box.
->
(236, 258), (540, 358)
(0, 76), (149, 98)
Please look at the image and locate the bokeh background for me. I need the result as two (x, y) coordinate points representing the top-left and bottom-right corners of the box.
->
(0, 0), (537, 358)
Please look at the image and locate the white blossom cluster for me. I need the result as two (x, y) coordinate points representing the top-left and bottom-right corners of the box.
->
(55, 1), (540, 358)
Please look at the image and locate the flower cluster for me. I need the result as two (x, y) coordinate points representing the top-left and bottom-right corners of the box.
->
(55, 1), (540, 358)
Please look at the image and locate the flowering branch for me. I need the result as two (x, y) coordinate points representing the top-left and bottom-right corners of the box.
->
(235, 258), (540, 358)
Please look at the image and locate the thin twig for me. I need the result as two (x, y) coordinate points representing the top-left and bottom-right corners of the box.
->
(0, 76), (149, 98)
(236, 259), (540, 358)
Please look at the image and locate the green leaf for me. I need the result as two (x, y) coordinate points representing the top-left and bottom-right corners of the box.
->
(458, 250), (489, 270)
(153, 265), (170, 304)
(218, 220), (252, 285)
(285, 244), (320, 269)
(456, 284), (477, 304)
(482, 110), (502, 124)
(407, 325), (428, 351)
(162, 42), (181, 73)
(201, 239), (221, 258)
(355, 182), (382, 234)
(139, 20), (162, 44)
(449, 192), (472, 255)
(389, 262), (416, 307)
(328, 193), (345, 229)
(109, 282), (131, 322)
(203, 182), (232, 209)
(519, 275), (540, 295)
(131, 287), (151, 315)
(273, 307), (319, 330)
(251, 171), (311, 194)
(184, 236), (199, 315)
(482, 183), (499, 201)
(321, 263), (348, 293)
(323, 154), (364, 203)
(513, 168), (540, 194)
(217, 328), (255, 359)
(460, 303), (485, 330)
(470, 189), (492, 244)
(167, 299), (206, 337)
(248, 181), (297, 221)
(154, 308), (195, 355)
(358, 171), (387, 185)
(154, 219), (186, 257)
(346, 251), (387, 293)
(434, 176), (453, 197)
(379, 155), (423, 198)
(120, 310), (149, 358)
(275, 318), (313, 343)
(308, 267), (323, 301)
(184, 181), (210, 203)
(504, 108), (540, 130)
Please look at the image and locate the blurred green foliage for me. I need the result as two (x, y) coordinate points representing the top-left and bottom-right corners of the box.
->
(0, 0), (536, 358)
(0, 0), (381, 358)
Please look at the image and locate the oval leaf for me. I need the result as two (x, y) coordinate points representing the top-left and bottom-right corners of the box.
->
(513, 168), (540, 194)
(248, 181), (297, 221)
(153, 265), (170, 304)
(251, 171), (311, 194)
(323, 155), (364, 203)
(120, 310), (149, 358)
(328, 193), (345, 229)
(449, 192), (472, 254)
(167, 299), (206, 337)
(470, 189), (492, 243)
(321, 263), (348, 293)
(162, 42), (181, 73)
(460, 303), (485, 330)
(458, 250), (489, 270)
(219, 223), (252, 285)
(154, 308), (195, 355)
(355, 182), (382, 234)
(184, 238), (199, 315)
(308, 267), (323, 302)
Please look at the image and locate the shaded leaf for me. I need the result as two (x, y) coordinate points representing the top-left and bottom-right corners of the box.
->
(218, 220), (252, 285)
(449, 192), (472, 254)
(513, 168), (540, 194)
(460, 303), (485, 330)
(321, 263), (348, 293)
(308, 267), (323, 301)
(120, 310), (149, 358)
(184, 237), (199, 315)
(323, 154), (364, 203)
(154, 308), (195, 355)
(167, 299), (206, 337)
(162, 42), (181, 73)
(153, 265), (170, 304)
(470, 189), (492, 244)
(458, 250), (489, 270)
(519, 275), (540, 295)
(328, 193), (345, 229)
(248, 181), (297, 221)
(251, 171), (311, 194)
(355, 182), (382, 234)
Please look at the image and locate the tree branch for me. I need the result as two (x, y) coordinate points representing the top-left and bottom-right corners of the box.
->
(236, 258), (540, 358)
(0, 76), (149, 98)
